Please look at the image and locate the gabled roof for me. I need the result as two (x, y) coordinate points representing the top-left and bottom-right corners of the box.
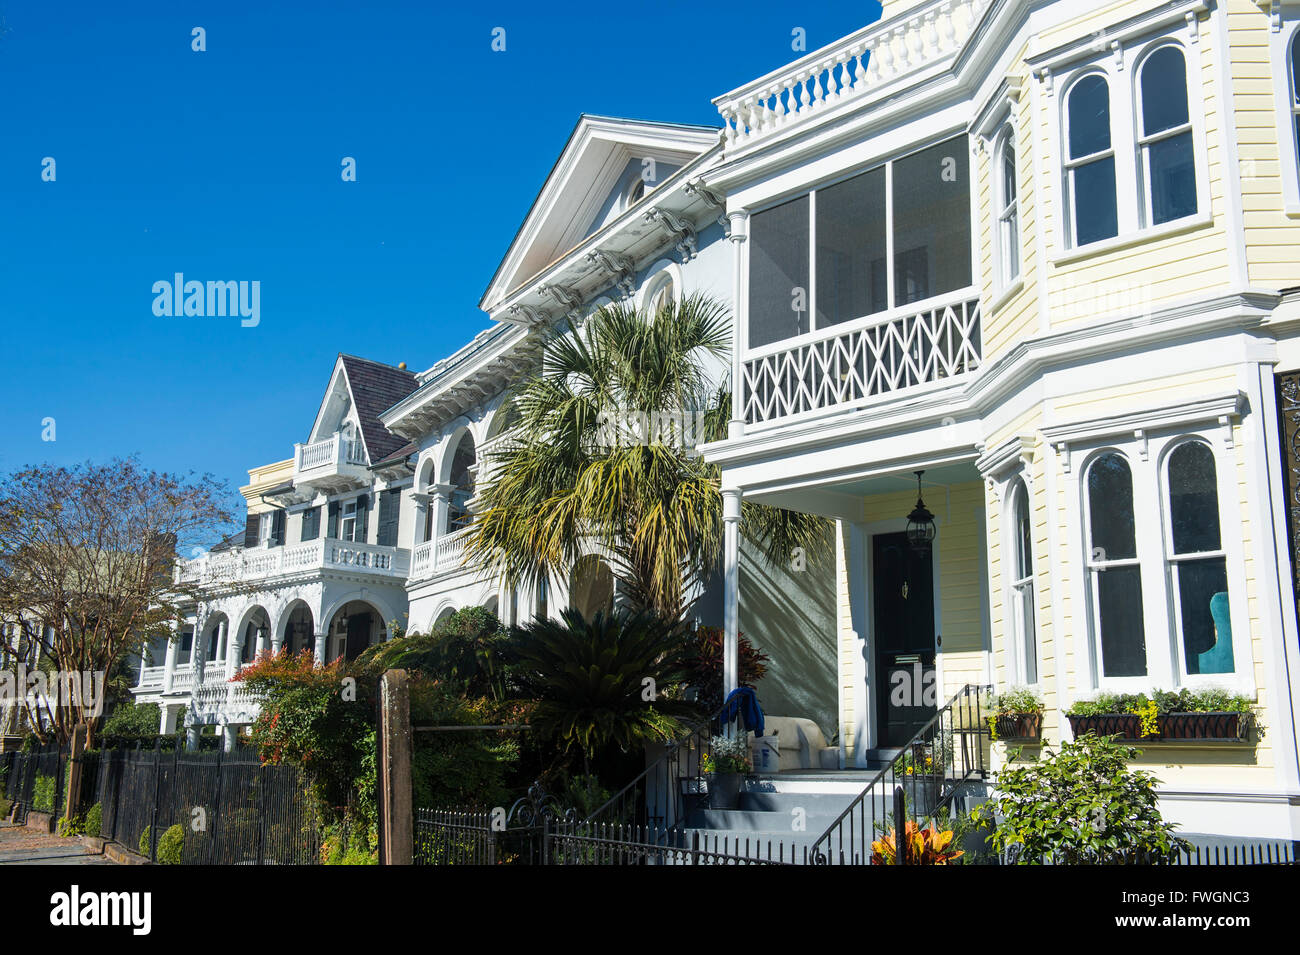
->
(479, 114), (719, 314)
(307, 355), (418, 465)
(338, 355), (419, 463)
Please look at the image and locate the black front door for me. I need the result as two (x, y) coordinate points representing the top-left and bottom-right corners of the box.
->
(345, 612), (372, 661)
(873, 532), (936, 747)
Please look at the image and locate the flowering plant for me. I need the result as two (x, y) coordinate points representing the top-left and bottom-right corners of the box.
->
(701, 734), (751, 774)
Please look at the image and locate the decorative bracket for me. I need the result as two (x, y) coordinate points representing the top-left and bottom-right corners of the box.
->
(685, 178), (728, 231)
(507, 303), (551, 327)
(644, 207), (698, 261)
(538, 283), (583, 317)
(584, 250), (636, 299)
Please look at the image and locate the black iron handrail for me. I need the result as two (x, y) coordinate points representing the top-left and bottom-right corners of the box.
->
(583, 704), (726, 841)
(809, 683), (992, 865)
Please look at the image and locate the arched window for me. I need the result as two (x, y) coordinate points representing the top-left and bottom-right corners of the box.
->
(446, 432), (476, 532)
(1291, 31), (1300, 176)
(646, 273), (676, 315)
(1085, 452), (1146, 677)
(1164, 441), (1232, 675)
(1009, 479), (1037, 684)
(995, 127), (1020, 288)
(1138, 46), (1196, 225)
(570, 555), (615, 620)
(1065, 74), (1118, 246)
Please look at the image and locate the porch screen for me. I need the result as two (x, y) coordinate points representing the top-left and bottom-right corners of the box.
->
(891, 137), (971, 305)
(815, 166), (886, 327)
(748, 195), (810, 348)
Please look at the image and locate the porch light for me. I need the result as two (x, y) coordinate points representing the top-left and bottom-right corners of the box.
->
(906, 470), (936, 556)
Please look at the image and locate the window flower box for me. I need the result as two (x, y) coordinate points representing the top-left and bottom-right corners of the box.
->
(1158, 712), (1249, 742)
(1066, 713), (1149, 740)
(994, 713), (1042, 742)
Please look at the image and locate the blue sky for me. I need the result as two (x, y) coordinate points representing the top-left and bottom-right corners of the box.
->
(0, 0), (882, 501)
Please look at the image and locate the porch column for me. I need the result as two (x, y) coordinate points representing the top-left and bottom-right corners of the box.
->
(216, 618), (228, 668)
(193, 619), (207, 684)
(412, 493), (430, 544)
(270, 623), (284, 656)
(255, 625), (269, 659)
(160, 704), (180, 736)
(226, 628), (245, 680)
(430, 483), (454, 541)
(162, 622), (180, 694)
(722, 487), (743, 698)
(313, 628), (329, 666)
(221, 722), (237, 752)
(727, 210), (749, 440)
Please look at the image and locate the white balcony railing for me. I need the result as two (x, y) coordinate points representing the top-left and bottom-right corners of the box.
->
(409, 529), (473, 582)
(411, 540), (435, 579)
(136, 666), (166, 689)
(715, 0), (990, 151)
(176, 538), (410, 587)
(741, 291), (981, 426)
(297, 432), (366, 472)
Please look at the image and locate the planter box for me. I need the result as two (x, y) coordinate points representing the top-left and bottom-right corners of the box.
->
(706, 772), (744, 810)
(1067, 713), (1149, 740)
(994, 713), (1042, 741)
(1068, 712), (1250, 742)
(1159, 712), (1249, 742)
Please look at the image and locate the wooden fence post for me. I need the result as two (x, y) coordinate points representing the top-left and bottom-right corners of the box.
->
(64, 724), (87, 823)
(379, 668), (412, 865)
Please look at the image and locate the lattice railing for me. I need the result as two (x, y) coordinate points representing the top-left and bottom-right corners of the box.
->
(742, 293), (980, 425)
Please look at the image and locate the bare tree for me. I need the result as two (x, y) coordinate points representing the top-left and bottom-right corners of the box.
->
(0, 458), (234, 745)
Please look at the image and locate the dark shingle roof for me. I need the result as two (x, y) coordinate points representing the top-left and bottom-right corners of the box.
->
(339, 355), (419, 463)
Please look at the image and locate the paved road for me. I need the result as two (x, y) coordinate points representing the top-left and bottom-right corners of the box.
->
(0, 821), (115, 865)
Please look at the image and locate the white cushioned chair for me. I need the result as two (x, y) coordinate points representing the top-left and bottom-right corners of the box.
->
(750, 716), (838, 772)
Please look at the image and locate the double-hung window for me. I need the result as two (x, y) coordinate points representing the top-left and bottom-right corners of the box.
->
(1084, 452), (1147, 678)
(1009, 478), (1037, 684)
(995, 128), (1020, 288)
(1137, 45), (1197, 226)
(341, 499), (358, 542)
(1065, 74), (1119, 246)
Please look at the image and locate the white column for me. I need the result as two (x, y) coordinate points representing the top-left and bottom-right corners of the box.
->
(227, 627), (245, 680)
(160, 704), (180, 735)
(727, 210), (749, 440)
(216, 618), (228, 671)
(255, 625), (268, 659)
(193, 619), (207, 684)
(162, 622), (180, 694)
(221, 722), (237, 752)
(313, 629), (328, 666)
(722, 487), (743, 698)
(431, 483), (454, 540)
(271, 621), (284, 656)
(412, 494), (430, 544)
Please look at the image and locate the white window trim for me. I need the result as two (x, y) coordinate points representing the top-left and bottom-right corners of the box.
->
(1004, 475), (1040, 687)
(1048, 32), (1212, 257)
(993, 125), (1022, 293)
(636, 260), (683, 312)
(1053, 410), (1255, 698)
(1267, 15), (1300, 217)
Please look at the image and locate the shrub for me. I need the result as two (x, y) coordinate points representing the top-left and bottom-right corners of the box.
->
(410, 680), (523, 810)
(139, 825), (152, 857)
(101, 701), (162, 738)
(683, 626), (769, 713)
(871, 821), (964, 865)
(57, 814), (85, 837)
(358, 606), (511, 700)
(979, 733), (1189, 864)
(156, 824), (184, 864)
(32, 773), (55, 812)
(84, 803), (102, 838)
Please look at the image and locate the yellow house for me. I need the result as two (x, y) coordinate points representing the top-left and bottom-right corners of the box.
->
(702, 0), (1300, 843)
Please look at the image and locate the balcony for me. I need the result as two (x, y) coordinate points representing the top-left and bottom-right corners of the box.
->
(409, 528), (471, 582)
(741, 290), (981, 427)
(292, 432), (370, 491)
(177, 538), (411, 588)
(714, 0), (989, 155)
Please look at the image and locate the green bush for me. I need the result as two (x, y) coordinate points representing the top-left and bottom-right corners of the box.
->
(156, 824), (184, 864)
(84, 803), (102, 838)
(139, 825), (152, 857)
(32, 773), (56, 812)
(57, 814), (85, 837)
(979, 733), (1189, 864)
(102, 701), (162, 738)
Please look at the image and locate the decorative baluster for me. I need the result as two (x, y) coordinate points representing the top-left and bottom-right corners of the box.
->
(825, 58), (840, 101)
(850, 44), (865, 90)
(797, 73), (808, 113)
(923, 11), (940, 57)
(906, 19), (923, 69)
(782, 79), (797, 117)
(938, 2), (957, 52)
(812, 67), (826, 108)
(865, 37), (881, 83)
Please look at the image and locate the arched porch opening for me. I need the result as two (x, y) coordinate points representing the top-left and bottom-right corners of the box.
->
(324, 600), (385, 664)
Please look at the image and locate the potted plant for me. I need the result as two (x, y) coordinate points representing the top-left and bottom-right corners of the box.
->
(702, 735), (751, 810)
(871, 820), (964, 865)
(892, 736), (949, 817)
(986, 687), (1043, 742)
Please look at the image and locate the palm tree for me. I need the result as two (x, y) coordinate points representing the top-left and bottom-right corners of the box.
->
(464, 292), (829, 620)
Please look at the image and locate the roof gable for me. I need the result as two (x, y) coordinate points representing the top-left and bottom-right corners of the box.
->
(479, 115), (718, 314)
(307, 355), (418, 465)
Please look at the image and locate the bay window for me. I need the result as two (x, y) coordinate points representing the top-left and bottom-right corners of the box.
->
(1085, 452), (1147, 678)
(1065, 74), (1119, 247)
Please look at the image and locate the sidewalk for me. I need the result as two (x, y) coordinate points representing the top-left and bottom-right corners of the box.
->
(0, 820), (115, 865)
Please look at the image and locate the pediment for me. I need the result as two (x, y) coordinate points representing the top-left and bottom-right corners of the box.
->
(479, 115), (718, 314)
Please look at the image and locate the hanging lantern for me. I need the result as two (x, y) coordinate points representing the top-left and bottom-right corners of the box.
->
(906, 470), (937, 556)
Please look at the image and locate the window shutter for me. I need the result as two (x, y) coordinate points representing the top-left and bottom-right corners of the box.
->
(357, 493), (370, 543)
(243, 513), (259, 548)
(377, 489), (400, 547)
(271, 510), (286, 546)
(326, 501), (339, 539)
(301, 506), (320, 542)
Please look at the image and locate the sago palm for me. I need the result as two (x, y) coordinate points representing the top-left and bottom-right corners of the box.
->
(463, 291), (829, 620)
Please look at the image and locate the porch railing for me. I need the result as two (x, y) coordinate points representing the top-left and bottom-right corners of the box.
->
(175, 538), (410, 586)
(808, 683), (991, 865)
(741, 291), (980, 426)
